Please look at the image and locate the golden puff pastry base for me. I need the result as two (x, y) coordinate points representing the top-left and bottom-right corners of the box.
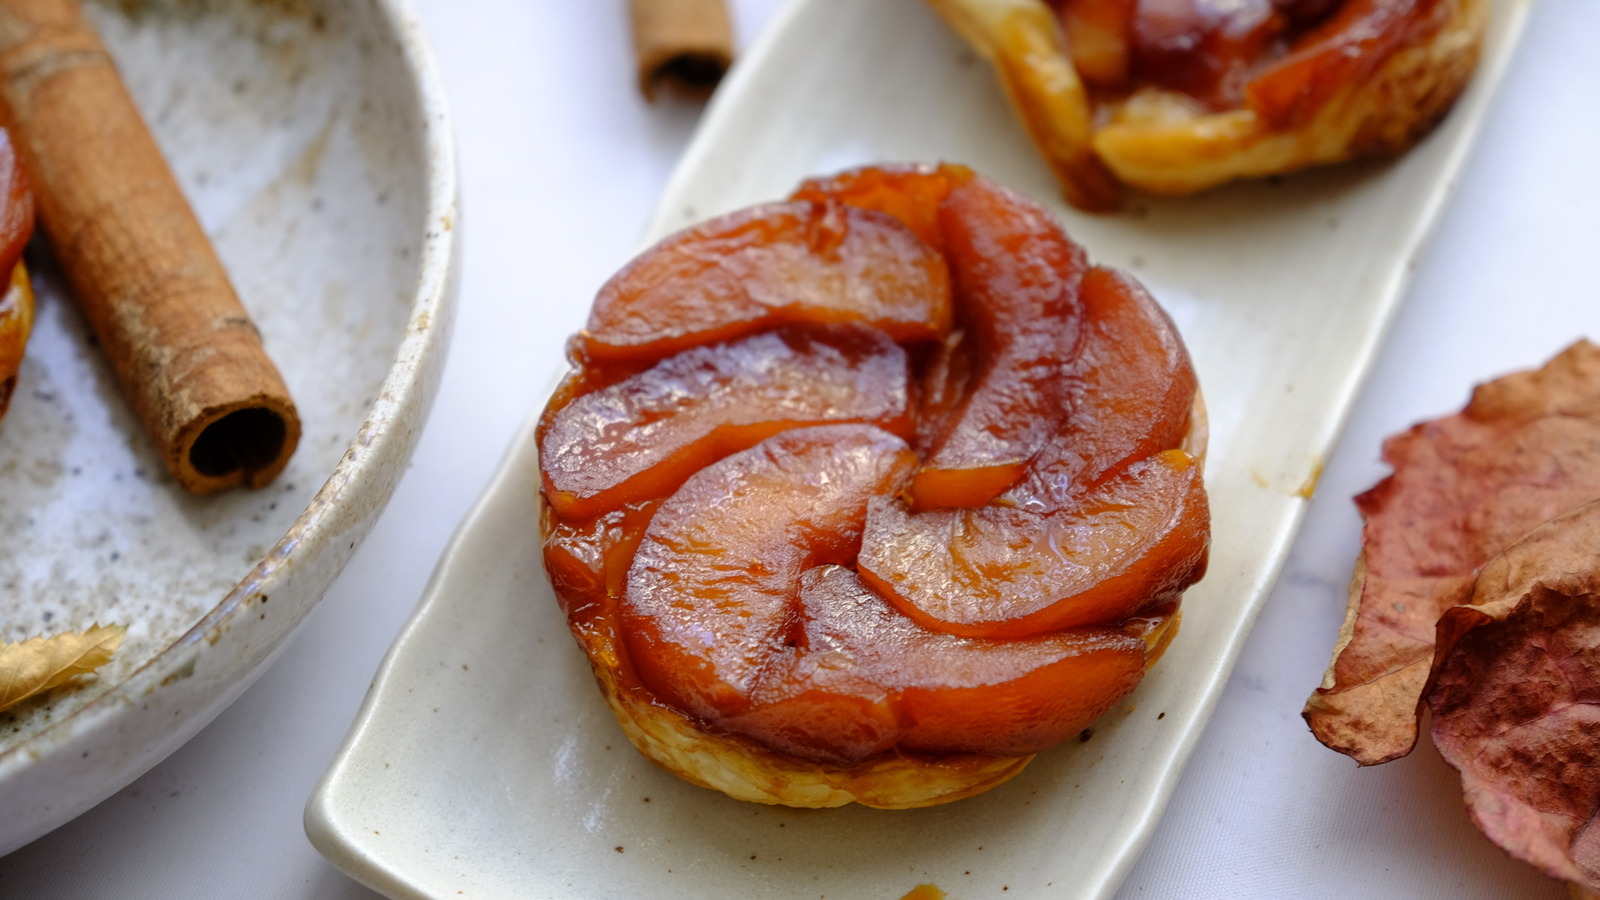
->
(573, 609), (1181, 809)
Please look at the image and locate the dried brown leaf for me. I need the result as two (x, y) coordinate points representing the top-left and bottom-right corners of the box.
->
(1306, 340), (1600, 765)
(1428, 499), (1600, 892)
(0, 624), (126, 712)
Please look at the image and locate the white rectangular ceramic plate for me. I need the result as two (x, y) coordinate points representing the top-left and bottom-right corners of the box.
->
(307, 0), (1529, 897)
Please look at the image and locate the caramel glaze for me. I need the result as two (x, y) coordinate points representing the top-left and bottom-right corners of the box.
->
(1053, 0), (1452, 119)
(539, 165), (1208, 770)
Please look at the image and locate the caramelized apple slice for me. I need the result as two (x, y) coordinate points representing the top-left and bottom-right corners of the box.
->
(542, 498), (661, 625)
(1005, 265), (1197, 510)
(796, 170), (1139, 480)
(1057, 0), (1136, 90)
(860, 450), (1208, 639)
(581, 201), (951, 364)
(912, 328), (977, 458)
(790, 163), (974, 251)
(909, 177), (1087, 510)
(1124, 0), (1288, 108)
(541, 324), (912, 520)
(726, 565), (1153, 764)
(620, 423), (1158, 766)
(621, 424), (919, 722)
(1247, 0), (1445, 129)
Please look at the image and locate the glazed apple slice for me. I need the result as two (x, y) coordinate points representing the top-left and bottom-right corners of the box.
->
(860, 450), (1208, 640)
(728, 565), (1155, 764)
(541, 497), (661, 625)
(1120, 0), (1290, 107)
(910, 328), (976, 459)
(793, 166), (1094, 477)
(790, 162), (974, 251)
(790, 172), (1196, 506)
(790, 164), (984, 461)
(540, 324), (912, 520)
(1004, 264), (1198, 510)
(1247, 0), (1444, 129)
(621, 424), (920, 722)
(859, 260), (1204, 639)
(1056, 0), (1136, 90)
(581, 200), (951, 364)
(801, 170), (1094, 509)
(909, 176), (1088, 510)
(620, 424), (1160, 766)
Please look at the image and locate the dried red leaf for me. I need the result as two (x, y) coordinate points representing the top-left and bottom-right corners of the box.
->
(1306, 340), (1600, 765)
(1428, 499), (1600, 892)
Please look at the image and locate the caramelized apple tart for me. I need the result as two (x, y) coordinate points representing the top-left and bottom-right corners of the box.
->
(538, 164), (1210, 808)
(924, 0), (1488, 210)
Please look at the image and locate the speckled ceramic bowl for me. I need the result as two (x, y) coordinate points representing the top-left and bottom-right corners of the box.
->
(0, 0), (456, 855)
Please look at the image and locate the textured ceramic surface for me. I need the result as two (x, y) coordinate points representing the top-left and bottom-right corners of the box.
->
(0, 0), (457, 856)
(307, 0), (1525, 896)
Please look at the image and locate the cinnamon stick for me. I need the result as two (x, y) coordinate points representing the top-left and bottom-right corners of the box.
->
(0, 0), (299, 493)
(629, 0), (734, 101)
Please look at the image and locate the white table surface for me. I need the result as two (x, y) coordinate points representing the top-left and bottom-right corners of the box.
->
(0, 1), (1593, 897)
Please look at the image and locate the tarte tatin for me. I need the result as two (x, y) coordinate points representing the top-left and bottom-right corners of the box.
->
(925, 0), (1487, 210)
(538, 165), (1210, 808)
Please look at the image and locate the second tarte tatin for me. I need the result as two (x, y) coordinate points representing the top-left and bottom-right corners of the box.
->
(925, 0), (1487, 211)
(538, 164), (1210, 807)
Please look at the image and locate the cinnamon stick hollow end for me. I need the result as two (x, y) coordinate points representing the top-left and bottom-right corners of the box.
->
(164, 361), (301, 495)
(629, 0), (734, 100)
